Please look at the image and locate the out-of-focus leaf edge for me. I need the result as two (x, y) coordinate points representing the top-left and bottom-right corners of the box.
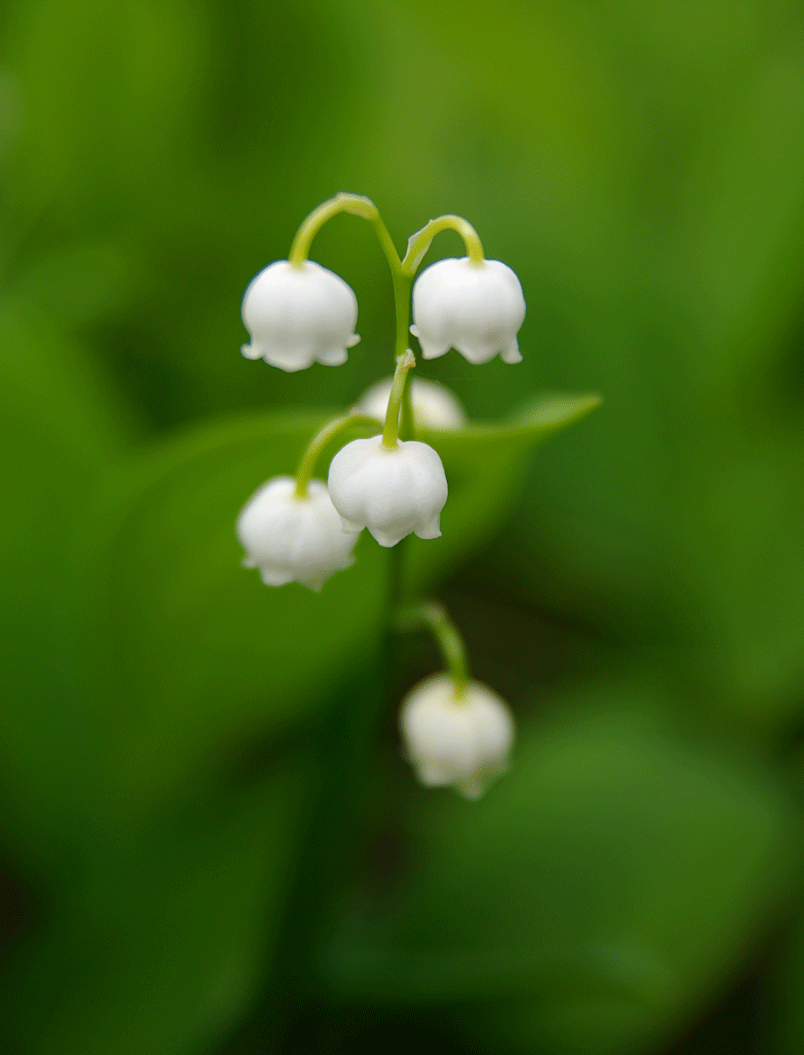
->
(111, 392), (602, 496)
(420, 392), (603, 452)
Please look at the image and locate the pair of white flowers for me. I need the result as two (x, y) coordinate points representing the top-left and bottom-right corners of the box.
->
(241, 255), (526, 371)
(237, 420), (449, 589)
(238, 377), (454, 588)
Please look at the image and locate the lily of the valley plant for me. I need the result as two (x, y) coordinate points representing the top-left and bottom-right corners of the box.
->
(236, 192), (536, 797)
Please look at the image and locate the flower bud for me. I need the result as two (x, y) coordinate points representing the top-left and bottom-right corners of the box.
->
(399, 674), (515, 798)
(327, 437), (448, 548)
(410, 257), (525, 365)
(237, 476), (357, 591)
(357, 377), (466, 430)
(241, 260), (360, 372)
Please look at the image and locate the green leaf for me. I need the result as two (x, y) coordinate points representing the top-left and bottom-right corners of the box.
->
(0, 305), (132, 861)
(405, 392), (601, 592)
(769, 899), (804, 1055)
(67, 411), (389, 812)
(324, 675), (797, 1055)
(0, 752), (309, 1055)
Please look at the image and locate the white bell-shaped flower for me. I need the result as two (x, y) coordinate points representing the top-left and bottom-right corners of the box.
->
(241, 260), (360, 372)
(410, 257), (526, 365)
(357, 377), (466, 430)
(399, 674), (515, 799)
(236, 476), (358, 591)
(327, 437), (448, 548)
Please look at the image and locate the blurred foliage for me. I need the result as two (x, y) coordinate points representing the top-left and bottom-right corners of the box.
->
(1, 0), (804, 1053)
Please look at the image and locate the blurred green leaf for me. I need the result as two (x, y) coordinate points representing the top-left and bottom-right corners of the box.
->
(0, 304), (132, 861)
(770, 894), (804, 1055)
(324, 676), (798, 1055)
(405, 392), (601, 593)
(5, 241), (146, 329)
(1, 0), (204, 240)
(0, 751), (309, 1055)
(66, 411), (389, 813)
(1, 372), (596, 857)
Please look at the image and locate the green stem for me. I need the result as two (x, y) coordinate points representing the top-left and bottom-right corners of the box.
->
(287, 192), (413, 377)
(402, 214), (485, 275)
(388, 262), (414, 442)
(381, 350), (416, 449)
(395, 599), (470, 699)
(398, 369), (415, 442)
(289, 192), (405, 287)
(289, 193), (376, 266)
(294, 413), (381, 498)
(391, 270), (413, 359)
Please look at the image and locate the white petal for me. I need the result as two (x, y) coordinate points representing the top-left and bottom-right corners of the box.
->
(414, 515), (441, 540)
(369, 525), (407, 548)
(259, 566), (295, 586)
(316, 345), (350, 367)
(500, 341), (523, 365)
(357, 377), (465, 431)
(240, 260), (359, 373)
(339, 516), (364, 534)
(419, 342), (450, 360)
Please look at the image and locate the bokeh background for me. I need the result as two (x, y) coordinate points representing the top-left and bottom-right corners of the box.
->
(2, 0), (804, 1052)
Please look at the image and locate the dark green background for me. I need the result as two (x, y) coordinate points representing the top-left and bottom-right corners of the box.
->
(2, 1), (804, 1052)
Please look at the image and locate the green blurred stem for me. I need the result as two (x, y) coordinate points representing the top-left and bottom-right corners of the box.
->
(395, 599), (470, 699)
(381, 350), (417, 449)
(294, 414), (381, 498)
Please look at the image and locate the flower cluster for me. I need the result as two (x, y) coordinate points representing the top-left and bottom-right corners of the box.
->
(235, 194), (524, 796)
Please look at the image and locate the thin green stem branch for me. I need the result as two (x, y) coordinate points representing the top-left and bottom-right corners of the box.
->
(294, 413), (381, 497)
(381, 350), (416, 449)
(288, 193), (378, 266)
(395, 599), (470, 698)
(402, 214), (485, 275)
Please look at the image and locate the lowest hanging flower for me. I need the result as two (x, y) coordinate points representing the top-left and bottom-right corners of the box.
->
(399, 673), (515, 799)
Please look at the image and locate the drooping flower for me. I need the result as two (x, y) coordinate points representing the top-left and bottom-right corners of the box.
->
(236, 476), (358, 591)
(357, 376), (466, 430)
(327, 436), (448, 548)
(399, 674), (515, 798)
(410, 256), (525, 365)
(241, 260), (360, 372)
